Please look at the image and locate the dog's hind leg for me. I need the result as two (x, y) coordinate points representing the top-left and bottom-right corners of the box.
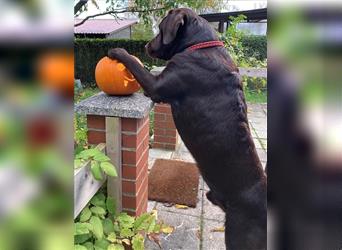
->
(225, 209), (266, 250)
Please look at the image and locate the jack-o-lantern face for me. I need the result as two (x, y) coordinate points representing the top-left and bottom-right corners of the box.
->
(95, 56), (142, 95)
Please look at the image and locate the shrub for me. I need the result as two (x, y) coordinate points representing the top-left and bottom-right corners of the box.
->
(74, 35), (266, 86)
(241, 35), (267, 61)
(74, 39), (164, 87)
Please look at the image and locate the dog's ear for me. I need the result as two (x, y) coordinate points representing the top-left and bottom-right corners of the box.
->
(162, 11), (185, 45)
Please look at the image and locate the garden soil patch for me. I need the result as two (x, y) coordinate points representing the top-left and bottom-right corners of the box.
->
(148, 159), (200, 207)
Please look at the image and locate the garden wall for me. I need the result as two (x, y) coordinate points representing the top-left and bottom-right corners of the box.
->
(75, 36), (266, 87)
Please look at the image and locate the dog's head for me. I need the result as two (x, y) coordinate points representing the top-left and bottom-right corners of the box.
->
(145, 8), (218, 60)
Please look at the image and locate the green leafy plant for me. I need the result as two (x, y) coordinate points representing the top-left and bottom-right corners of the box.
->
(219, 15), (267, 68)
(75, 148), (117, 181)
(74, 193), (173, 250)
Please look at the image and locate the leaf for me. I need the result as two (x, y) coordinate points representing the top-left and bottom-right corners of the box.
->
(161, 225), (174, 234)
(120, 227), (134, 238)
(147, 217), (156, 234)
(78, 148), (101, 160)
(133, 213), (151, 231)
(80, 207), (92, 222)
(90, 216), (103, 240)
(90, 206), (107, 216)
(175, 204), (189, 209)
(90, 193), (106, 208)
(210, 226), (225, 232)
(107, 232), (116, 243)
(103, 218), (115, 235)
(75, 222), (91, 235)
(122, 239), (130, 246)
(94, 239), (109, 250)
(93, 152), (111, 162)
(147, 233), (161, 249)
(91, 161), (103, 180)
(106, 197), (116, 215)
(75, 159), (83, 169)
(100, 162), (117, 177)
(132, 233), (144, 250)
(74, 234), (91, 244)
(83, 242), (94, 250)
(107, 244), (124, 250)
(117, 213), (135, 229)
(75, 244), (88, 250)
(153, 223), (161, 233)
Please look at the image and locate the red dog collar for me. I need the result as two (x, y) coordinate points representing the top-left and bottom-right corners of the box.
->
(187, 40), (224, 52)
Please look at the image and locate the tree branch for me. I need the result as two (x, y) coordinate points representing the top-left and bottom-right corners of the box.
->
(74, 0), (89, 15)
(74, 7), (166, 27)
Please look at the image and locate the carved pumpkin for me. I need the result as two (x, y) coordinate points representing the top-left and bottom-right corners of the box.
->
(95, 56), (142, 95)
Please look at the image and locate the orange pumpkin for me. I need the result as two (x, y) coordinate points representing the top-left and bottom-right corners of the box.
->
(95, 56), (142, 95)
(38, 51), (74, 96)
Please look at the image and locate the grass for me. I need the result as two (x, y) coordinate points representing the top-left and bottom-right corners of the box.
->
(244, 89), (267, 104)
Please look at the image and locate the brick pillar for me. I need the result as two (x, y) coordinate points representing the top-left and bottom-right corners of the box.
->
(86, 114), (149, 216)
(153, 103), (179, 150)
(121, 116), (149, 216)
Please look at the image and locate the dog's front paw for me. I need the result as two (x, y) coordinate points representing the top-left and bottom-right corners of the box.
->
(108, 48), (129, 60)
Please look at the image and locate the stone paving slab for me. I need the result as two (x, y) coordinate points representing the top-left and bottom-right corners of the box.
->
(201, 219), (226, 250)
(146, 102), (267, 249)
(202, 196), (225, 222)
(144, 210), (201, 250)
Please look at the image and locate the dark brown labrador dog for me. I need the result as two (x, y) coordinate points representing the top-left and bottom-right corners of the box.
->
(108, 8), (266, 250)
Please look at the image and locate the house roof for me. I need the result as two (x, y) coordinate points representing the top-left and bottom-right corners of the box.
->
(74, 19), (138, 34)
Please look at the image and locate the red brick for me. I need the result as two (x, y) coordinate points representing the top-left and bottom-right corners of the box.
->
(154, 113), (166, 121)
(164, 114), (175, 122)
(87, 130), (106, 144)
(137, 115), (148, 128)
(165, 129), (177, 137)
(154, 135), (177, 144)
(121, 118), (138, 132)
(87, 115), (105, 130)
(154, 128), (165, 136)
(164, 143), (177, 150)
(122, 195), (137, 209)
(154, 120), (176, 130)
(122, 170), (147, 195)
(122, 148), (148, 179)
(122, 165), (139, 179)
(136, 189), (148, 216)
(154, 104), (171, 113)
(122, 134), (137, 148)
(137, 120), (149, 144)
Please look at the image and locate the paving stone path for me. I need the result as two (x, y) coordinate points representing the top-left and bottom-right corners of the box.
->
(145, 103), (267, 250)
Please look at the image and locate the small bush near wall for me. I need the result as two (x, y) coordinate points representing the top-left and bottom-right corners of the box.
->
(241, 35), (267, 61)
(74, 38), (165, 87)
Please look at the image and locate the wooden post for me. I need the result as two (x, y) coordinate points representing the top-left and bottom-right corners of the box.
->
(106, 117), (122, 213)
(218, 21), (225, 33)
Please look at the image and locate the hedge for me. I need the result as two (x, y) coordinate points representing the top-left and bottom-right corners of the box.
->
(75, 36), (266, 86)
(74, 38), (164, 87)
(241, 35), (267, 61)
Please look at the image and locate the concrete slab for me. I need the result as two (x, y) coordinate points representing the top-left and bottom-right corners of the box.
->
(172, 151), (196, 163)
(202, 196), (226, 222)
(147, 201), (156, 212)
(144, 210), (201, 250)
(75, 92), (153, 118)
(256, 148), (267, 162)
(149, 148), (173, 160)
(202, 219), (226, 250)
